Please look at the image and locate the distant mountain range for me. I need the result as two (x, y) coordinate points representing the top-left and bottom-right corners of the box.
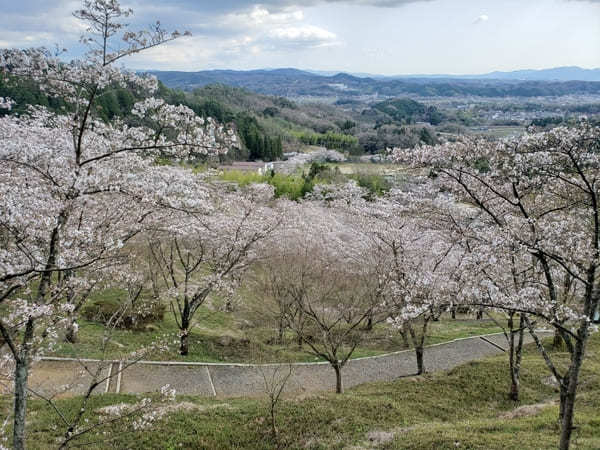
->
(308, 66), (600, 82)
(148, 67), (600, 99)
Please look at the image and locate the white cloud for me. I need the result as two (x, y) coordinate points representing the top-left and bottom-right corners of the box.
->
(268, 25), (338, 47)
(3, 0), (599, 74)
(219, 5), (305, 31)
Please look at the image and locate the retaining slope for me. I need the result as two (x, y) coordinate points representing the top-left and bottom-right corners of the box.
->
(25, 331), (552, 398)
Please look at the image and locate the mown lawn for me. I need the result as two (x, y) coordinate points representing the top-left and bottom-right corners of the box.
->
(4, 334), (598, 449)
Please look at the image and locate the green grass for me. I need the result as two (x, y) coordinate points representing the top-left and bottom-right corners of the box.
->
(5, 334), (599, 449)
(217, 170), (312, 200)
(49, 286), (503, 364)
(48, 302), (503, 363)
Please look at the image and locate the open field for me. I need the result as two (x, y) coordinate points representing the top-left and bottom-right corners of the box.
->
(468, 125), (526, 139)
(6, 334), (599, 449)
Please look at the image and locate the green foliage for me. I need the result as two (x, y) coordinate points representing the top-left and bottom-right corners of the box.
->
(474, 157), (491, 173)
(419, 126), (437, 145)
(373, 98), (445, 126)
(262, 106), (279, 117)
(81, 289), (165, 330)
(0, 73), (69, 116)
(159, 84), (284, 162)
(306, 161), (330, 180)
(291, 130), (359, 151)
(530, 116), (565, 128)
(220, 163), (391, 201)
(348, 172), (392, 197)
(218, 170), (310, 200)
(235, 114), (283, 161)
(339, 119), (356, 131)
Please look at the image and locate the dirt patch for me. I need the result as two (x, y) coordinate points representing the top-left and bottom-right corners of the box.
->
(292, 392), (327, 402)
(405, 376), (426, 383)
(97, 401), (231, 417)
(499, 401), (556, 419)
(357, 426), (416, 448)
(541, 376), (560, 389)
(366, 430), (396, 445)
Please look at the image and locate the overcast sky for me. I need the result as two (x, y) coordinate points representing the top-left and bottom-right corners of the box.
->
(1, 0), (599, 75)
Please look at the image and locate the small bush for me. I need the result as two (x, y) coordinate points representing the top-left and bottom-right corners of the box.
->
(218, 170), (312, 200)
(349, 172), (391, 197)
(82, 295), (165, 330)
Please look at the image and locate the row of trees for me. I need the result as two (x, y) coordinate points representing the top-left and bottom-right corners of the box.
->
(291, 130), (360, 153)
(391, 123), (600, 450)
(245, 121), (600, 450)
(0, 1), (244, 448)
(0, 2), (597, 450)
(236, 114), (283, 161)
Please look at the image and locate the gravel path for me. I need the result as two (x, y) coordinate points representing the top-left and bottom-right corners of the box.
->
(22, 331), (552, 398)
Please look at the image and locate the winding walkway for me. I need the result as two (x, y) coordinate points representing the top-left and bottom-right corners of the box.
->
(25, 331), (552, 398)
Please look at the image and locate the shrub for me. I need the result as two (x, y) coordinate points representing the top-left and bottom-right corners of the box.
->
(82, 294), (165, 330)
(349, 172), (391, 197)
(218, 170), (312, 200)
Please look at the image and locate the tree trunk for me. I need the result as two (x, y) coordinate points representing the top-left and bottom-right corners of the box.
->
(553, 329), (566, 350)
(333, 363), (343, 394)
(398, 323), (410, 348)
(408, 321), (427, 375)
(270, 403), (278, 443)
(559, 330), (588, 450)
(509, 333), (524, 401)
(65, 319), (78, 344)
(278, 315), (285, 345)
(415, 346), (425, 375)
(365, 314), (373, 331)
(508, 313), (524, 401)
(179, 303), (191, 356)
(559, 382), (568, 424)
(13, 357), (29, 450)
(180, 328), (189, 356)
(13, 318), (34, 450)
(451, 306), (456, 320)
(476, 308), (484, 320)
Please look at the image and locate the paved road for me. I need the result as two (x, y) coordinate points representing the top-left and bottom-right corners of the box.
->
(21, 331), (552, 398)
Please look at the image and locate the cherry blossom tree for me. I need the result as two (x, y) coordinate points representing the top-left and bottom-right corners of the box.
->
(391, 123), (600, 450)
(323, 184), (462, 376)
(449, 218), (540, 401)
(265, 200), (386, 394)
(0, 1), (237, 448)
(383, 228), (461, 375)
(146, 184), (281, 356)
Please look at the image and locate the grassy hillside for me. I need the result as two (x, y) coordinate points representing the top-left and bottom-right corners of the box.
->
(6, 334), (599, 449)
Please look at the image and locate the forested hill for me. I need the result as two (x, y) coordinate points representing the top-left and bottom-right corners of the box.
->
(148, 68), (600, 98)
(0, 74), (367, 160)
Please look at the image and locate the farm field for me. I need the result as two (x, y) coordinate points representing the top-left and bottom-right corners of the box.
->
(468, 125), (526, 139)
